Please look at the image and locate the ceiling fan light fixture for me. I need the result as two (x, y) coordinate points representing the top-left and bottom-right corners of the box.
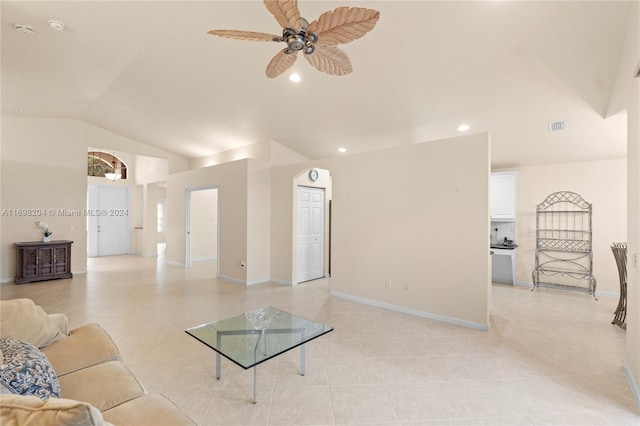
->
(105, 172), (122, 181)
(289, 73), (301, 83)
(105, 153), (122, 181)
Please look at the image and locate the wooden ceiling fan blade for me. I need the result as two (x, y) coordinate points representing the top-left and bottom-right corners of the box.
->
(266, 50), (298, 78)
(308, 7), (380, 46)
(208, 29), (280, 42)
(264, 0), (301, 29)
(304, 46), (352, 76)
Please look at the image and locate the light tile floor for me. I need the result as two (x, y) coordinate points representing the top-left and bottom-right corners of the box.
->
(2, 251), (639, 425)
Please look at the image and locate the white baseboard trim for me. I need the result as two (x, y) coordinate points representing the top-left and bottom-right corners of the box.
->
(165, 260), (184, 268)
(1, 277), (13, 284)
(271, 278), (293, 286)
(192, 256), (217, 262)
(71, 270), (87, 275)
(218, 276), (272, 286)
(218, 275), (246, 285)
(595, 290), (620, 299)
(329, 291), (490, 331)
(624, 361), (640, 411)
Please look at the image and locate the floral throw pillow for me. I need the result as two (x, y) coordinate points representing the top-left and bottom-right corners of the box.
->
(0, 337), (61, 399)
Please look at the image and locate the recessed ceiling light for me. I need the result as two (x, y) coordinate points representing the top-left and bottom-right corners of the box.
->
(338, 147), (347, 153)
(457, 124), (470, 132)
(14, 24), (35, 35)
(48, 20), (65, 31)
(289, 73), (301, 83)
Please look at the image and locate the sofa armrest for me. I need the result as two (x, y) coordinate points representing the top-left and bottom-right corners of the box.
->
(0, 299), (64, 348)
(48, 313), (69, 336)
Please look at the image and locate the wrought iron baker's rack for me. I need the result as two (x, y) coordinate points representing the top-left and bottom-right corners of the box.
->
(531, 191), (596, 297)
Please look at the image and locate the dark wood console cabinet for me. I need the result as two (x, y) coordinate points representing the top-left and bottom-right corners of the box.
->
(15, 240), (73, 284)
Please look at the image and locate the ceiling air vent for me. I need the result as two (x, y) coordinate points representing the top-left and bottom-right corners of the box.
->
(14, 24), (34, 35)
(548, 121), (567, 132)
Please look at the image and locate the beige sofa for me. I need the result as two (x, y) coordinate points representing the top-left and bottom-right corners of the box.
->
(0, 299), (195, 426)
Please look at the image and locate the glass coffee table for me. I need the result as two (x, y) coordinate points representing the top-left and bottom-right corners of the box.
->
(186, 307), (333, 403)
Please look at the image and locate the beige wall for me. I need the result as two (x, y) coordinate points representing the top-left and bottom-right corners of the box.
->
(502, 158), (627, 294)
(271, 133), (491, 328)
(157, 186), (167, 243)
(165, 160), (248, 282)
(135, 155), (168, 185)
(247, 161), (271, 284)
(141, 183), (158, 258)
(627, 74), (640, 411)
(627, 75), (640, 409)
(623, 2), (640, 406)
(1, 119), (88, 280)
(0, 117), (189, 282)
(189, 140), (308, 169)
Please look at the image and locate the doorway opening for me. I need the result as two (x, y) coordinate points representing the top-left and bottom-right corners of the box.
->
(87, 185), (130, 257)
(294, 168), (332, 285)
(185, 187), (219, 272)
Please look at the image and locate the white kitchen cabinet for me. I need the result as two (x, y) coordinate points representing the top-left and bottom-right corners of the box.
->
(491, 171), (518, 220)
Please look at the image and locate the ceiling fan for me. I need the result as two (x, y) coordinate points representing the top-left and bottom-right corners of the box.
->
(208, 0), (380, 78)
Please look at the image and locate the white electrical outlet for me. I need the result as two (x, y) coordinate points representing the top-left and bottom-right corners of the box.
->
(403, 283), (409, 291)
(385, 280), (391, 288)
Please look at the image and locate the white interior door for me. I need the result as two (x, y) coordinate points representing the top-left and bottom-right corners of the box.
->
(297, 186), (324, 283)
(87, 186), (130, 257)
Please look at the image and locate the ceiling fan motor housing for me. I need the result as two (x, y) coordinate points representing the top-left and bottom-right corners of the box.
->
(282, 20), (318, 55)
(287, 34), (305, 51)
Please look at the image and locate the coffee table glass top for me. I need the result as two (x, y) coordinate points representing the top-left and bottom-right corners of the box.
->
(185, 307), (333, 369)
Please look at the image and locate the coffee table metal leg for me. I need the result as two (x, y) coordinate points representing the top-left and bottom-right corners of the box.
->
(253, 366), (257, 404)
(216, 353), (221, 380)
(216, 332), (222, 379)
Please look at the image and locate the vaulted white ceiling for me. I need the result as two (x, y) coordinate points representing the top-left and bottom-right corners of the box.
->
(1, 1), (635, 168)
